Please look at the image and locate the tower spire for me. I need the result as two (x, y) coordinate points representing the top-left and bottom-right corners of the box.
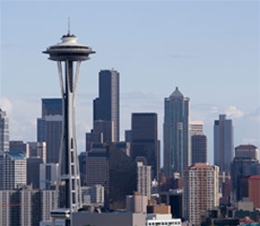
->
(68, 17), (70, 35)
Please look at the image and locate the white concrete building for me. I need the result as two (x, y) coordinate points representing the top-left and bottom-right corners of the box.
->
(137, 161), (151, 200)
(146, 214), (181, 226)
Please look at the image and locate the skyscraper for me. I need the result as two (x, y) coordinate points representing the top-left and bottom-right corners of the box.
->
(231, 156), (260, 201)
(37, 98), (62, 163)
(93, 69), (120, 142)
(190, 121), (208, 164)
(214, 114), (234, 176)
(27, 141), (46, 163)
(9, 141), (29, 158)
(41, 98), (62, 117)
(189, 121), (203, 136)
(235, 144), (259, 160)
(191, 135), (208, 164)
(131, 113), (159, 180)
(0, 108), (9, 152)
(184, 163), (219, 226)
(164, 87), (190, 178)
(85, 130), (103, 152)
(2, 151), (27, 190)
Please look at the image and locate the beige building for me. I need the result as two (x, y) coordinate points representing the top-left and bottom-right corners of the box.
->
(147, 201), (171, 214)
(184, 163), (219, 226)
(189, 121), (203, 136)
(126, 192), (148, 213)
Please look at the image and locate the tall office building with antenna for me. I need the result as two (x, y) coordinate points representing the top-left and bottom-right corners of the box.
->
(43, 22), (95, 225)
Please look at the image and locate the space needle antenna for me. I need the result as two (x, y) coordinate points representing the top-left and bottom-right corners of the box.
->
(68, 17), (70, 35)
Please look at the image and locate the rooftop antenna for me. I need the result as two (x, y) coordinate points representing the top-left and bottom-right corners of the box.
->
(68, 17), (71, 35)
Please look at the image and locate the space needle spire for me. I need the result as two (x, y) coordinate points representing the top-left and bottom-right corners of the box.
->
(43, 23), (95, 225)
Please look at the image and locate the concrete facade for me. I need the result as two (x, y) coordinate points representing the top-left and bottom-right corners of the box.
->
(72, 212), (146, 226)
(184, 163), (219, 226)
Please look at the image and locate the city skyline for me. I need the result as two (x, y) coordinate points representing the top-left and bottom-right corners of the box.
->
(1, 1), (259, 165)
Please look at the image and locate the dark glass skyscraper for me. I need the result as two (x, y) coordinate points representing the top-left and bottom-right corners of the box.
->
(93, 70), (120, 142)
(131, 113), (159, 180)
(214, 114), (234, 175)
(191, 134), (207, 164)
(163, 87), (190, 178)
(37, 98), (62, 163)
(41, 98), (62, 117)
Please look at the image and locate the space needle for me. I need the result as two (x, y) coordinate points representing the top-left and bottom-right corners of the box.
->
(43, 22), (95, 225)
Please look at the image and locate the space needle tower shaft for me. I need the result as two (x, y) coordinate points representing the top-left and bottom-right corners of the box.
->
(43, 25), (95, 221)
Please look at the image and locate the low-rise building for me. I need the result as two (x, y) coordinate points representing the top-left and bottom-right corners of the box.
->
(146, 214), (181, 226)
(72, 212), (146, 226)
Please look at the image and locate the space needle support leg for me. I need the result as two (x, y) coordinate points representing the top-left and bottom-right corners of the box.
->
(72, 60), (82, 208)
(55, 61), (65, 210)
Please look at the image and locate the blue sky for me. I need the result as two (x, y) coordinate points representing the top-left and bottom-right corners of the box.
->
(1, 1), (259, 164)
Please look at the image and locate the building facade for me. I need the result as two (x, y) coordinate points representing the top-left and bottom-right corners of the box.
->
(0, 108), (9, 152)
(189, 121), (203, 136)
(9, 141), (29, 157)
(214, 114), (234, 176)
(27, 157), (44, 189)
(184, 163), (219, 226)
(93, 69), (120, 142)
(164, 87), (190, 178)
(137, 162), (151, 200)
(93, 120), (114, 143)
(39, 163), (59, 190)
(126, 193), (148, 213)
(86, 145), (108, 186)
(131, 113), (159, 180)
(231, 156), (260, 201)
(248, 175), (260, 208)
(2, 151), (27, 190)
(191, 134), (208, 164)
(28, 142), (46, 163)
(235, 144), (259, 160)
(81, 184), (104, 205)
(85, 130), (103, 152)
(37, 98), (62, 164)
(0, 186), (55, 226)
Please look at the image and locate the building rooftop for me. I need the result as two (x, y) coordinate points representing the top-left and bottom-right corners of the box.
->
(189, 162), (211, 168)
(235, 144), (258, 149)
(248, 175), (260, 180)
(170, 87), (183, 99)
(5, 151), (26, 160)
